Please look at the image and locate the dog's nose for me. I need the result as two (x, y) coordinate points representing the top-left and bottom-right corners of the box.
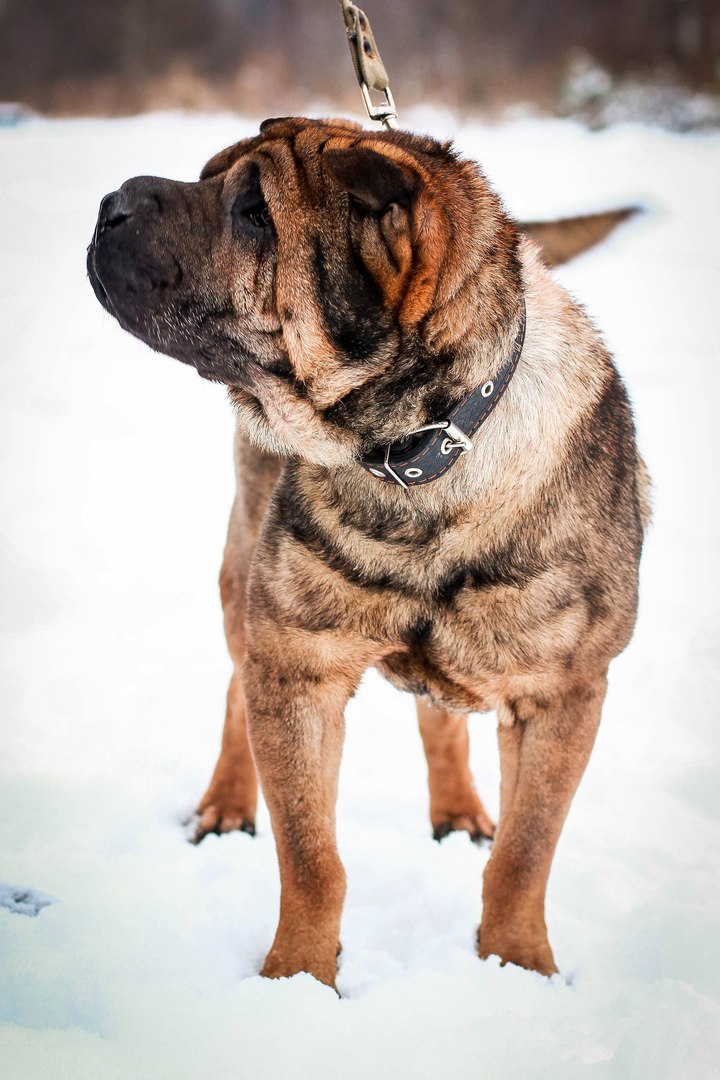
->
(96, 176), (176, 239)
(97, 191), (129, 235)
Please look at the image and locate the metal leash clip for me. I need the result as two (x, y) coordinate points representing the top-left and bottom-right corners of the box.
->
(338, 0), (399, 129)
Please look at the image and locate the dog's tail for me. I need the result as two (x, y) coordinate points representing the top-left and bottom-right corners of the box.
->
(520, 208), (640, 267)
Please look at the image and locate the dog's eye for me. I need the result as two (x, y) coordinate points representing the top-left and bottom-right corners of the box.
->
(232, 193), (273, 237)
(244, 203), (272, 229)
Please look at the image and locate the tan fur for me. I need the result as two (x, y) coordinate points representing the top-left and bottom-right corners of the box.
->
(88, 117), (649, 990)
(417, 699), (495, 841)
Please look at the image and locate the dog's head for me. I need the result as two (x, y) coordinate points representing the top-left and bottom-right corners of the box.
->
(88, 117), (522, 464)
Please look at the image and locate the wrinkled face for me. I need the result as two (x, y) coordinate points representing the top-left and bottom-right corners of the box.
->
(87, 117), (520, 462)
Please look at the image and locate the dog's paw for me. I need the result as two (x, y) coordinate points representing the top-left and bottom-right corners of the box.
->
(478, 941), (558, 977)
(477, 925), (558, 977)
(189, 804), (256, 845)
(261, 949), (339, 992)
(432, 807), (495, 844)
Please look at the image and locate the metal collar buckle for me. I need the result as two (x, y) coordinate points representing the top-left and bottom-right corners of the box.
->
(380, 420), (473, 489)
(362, 299), (525, 491)
(409, 420), (474, 457)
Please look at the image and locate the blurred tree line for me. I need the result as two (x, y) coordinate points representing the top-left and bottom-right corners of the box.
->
(0, 0), (718, 115)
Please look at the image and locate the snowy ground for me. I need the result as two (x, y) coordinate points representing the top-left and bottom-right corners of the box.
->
(1, 109), (719, 1079)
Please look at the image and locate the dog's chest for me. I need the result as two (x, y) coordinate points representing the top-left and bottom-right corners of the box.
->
(375, 639), (494, 714)
(274, 482), (597, 707)
(372, 564), (593, 713)
(371, 586), (547, 713)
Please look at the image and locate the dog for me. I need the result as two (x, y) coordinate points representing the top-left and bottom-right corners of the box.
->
(87, 116), (649, 988)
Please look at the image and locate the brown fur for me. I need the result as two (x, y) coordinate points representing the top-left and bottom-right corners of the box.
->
(88, 117), (648, 988)
(523, 208), (638, 268)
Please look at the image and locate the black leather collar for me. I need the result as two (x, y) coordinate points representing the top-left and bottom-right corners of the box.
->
(360, 300), (526, 489)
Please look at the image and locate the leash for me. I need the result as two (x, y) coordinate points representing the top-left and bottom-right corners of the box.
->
(337, 1), (399, 129)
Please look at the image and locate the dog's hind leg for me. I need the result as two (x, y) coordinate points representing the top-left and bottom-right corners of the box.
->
(478, 674), (606, 975)
(194, 665), (257, 842)
(192, 532), (257, 842)
(193, 439), (282, 844)
(416, 698), (495, 842)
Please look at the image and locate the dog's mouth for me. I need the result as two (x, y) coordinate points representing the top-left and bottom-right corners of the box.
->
(87, 232), (184, 326)
(88, 177), (222, 375)
(86, 242), (114, 315)
(87, 204), (281, 391)
(88, 189), (130, 317)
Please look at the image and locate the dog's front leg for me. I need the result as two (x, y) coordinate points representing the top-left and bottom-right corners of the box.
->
(479, 674), (607, 975)
(244, 627), (370, 989)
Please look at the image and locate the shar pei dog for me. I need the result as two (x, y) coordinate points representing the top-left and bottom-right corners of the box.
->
(88, 117), (649, 988)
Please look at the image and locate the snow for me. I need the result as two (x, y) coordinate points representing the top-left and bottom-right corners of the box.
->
(1, 109), (719, 1078)
(0, 885), (54, 917)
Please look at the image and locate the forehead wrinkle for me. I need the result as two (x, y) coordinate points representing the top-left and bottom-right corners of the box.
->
(220, 144), (290, 208)
(287, 133), (322, 205)
(200, 135), (263, 179)
(254, 139), (321, 208)
(255, 146), (281, 177)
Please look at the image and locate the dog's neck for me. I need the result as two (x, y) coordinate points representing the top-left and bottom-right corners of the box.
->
(315, 240), (612, 525)
(358, 300), (527, 490)
(235, 239), (608, 523)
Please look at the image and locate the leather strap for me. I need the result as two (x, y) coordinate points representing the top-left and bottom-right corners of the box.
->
(360, 300), (526, 489)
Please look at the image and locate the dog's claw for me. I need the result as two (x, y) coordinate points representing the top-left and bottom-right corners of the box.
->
(190, 806), (256, 845)
(432, 813), (495, 844)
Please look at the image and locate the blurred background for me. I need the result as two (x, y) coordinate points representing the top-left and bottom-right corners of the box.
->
(1, 0), (719, 130)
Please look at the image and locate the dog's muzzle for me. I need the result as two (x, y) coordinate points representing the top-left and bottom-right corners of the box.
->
(87, 177), (186, 320)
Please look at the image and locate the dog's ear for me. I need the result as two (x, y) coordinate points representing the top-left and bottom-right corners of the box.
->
(323, 147), (419, 212)
(324, 147), (425, 315)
